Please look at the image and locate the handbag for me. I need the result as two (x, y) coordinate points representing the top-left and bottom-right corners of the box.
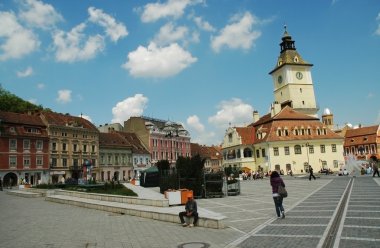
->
(278, 185), (288, 198)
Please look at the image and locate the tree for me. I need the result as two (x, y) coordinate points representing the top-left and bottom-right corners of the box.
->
(0, 86), (43, 113)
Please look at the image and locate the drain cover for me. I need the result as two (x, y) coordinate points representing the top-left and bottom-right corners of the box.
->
(178, 242), (210, 248)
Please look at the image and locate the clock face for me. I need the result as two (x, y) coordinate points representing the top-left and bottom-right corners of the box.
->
(296, 72), (303, 80)
(277, 75), (283, 84)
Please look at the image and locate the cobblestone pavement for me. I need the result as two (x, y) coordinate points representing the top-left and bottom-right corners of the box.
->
(1, 175), (379, 248)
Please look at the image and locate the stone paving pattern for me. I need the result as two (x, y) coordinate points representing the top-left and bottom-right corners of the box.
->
(1, 175), (379, 248)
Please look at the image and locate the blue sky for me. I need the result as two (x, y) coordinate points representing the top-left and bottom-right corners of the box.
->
(0, 0), (379, 145)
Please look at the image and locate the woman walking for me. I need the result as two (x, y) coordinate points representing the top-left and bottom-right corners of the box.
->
(270, 171), (286, 219)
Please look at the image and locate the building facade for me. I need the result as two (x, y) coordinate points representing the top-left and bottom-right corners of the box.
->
(99, 132), (133, 182)
(221, 127), (256, 172)
(191, 143), (223, 172)
(0, 111), (50, 186)
(344, 125), (380, 161)
(116, 131), (151, 179)
(124, 116), (191, 166)
(249, 106), (345, 174)
(40, 112), (99, 183)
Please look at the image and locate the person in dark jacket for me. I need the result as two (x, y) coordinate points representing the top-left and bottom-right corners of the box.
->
(270, 171), (286, 219)
(309, 165), (316, 180)
(179, 196), (199, 227)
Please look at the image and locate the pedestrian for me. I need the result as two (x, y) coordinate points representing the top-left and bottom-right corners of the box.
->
(9, 178), (12, 189)
(373, 162), (380, 177)
(309, 165), (316, 180)
(270, 171), (286, 219)
(179, 196), (199, 227)
(0, 176), (3, 191)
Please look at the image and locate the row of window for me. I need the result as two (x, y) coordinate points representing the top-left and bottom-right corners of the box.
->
(50, 158), (96, 167)
(9, 155), (44, 168)
(51, 142), (96, 153)
(344, 145), (377, 155)
(224, 144), (337, 161)
(271, 144), (337, 157)
(151, 138), (189, 149)
(151, 151), (190, 161)
(100, 154), (132, 165)
(9, 139), (43, 151)
(223, 148), (253, 160)
(272, 128), (328, 138)
(51, 131), (96, 139)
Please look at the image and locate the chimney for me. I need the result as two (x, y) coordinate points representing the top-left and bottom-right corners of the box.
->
(271, 102), (281, 117)
(253, 110), (260, 123)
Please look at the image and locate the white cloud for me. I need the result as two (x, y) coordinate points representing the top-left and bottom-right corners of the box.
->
(122, 42), (197, 78)
(193, 16), (215, 32)
(0, 11), (40, 61)
(141, 0), (202, 23)
(211, 12), (261, 53)
(19, 0), (63, 29)
(80, 114), (92, 122)
(111, 94), (148, 124)
(184, 115), (218, 145)
(208, 98), (254, 128)
(153, 22), (188, 46)
(52, 23), (105, 62)
(187, 115), (205, 133)
(88, 7), (128, 42)
(56, 89), (72, 104)
(17, 66), (33, 77)
(37, 83), (45, 89)
(367, 93), (374, 98)
(375, 12), (380, 36)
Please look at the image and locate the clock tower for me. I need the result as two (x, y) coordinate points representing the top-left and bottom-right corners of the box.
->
(269, 26), (318, 117)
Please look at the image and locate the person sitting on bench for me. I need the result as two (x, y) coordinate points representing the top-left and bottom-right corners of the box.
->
(179, 196), (198, 227)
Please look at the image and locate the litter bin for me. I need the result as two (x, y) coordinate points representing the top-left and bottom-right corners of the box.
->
(179, 189), (193, 204)
(165, 190), (181, 205)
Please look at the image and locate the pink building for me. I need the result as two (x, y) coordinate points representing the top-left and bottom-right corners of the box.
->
(124, 116), (191, 166)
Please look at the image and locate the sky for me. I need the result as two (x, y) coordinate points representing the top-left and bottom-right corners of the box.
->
(0, 0), (379, 146)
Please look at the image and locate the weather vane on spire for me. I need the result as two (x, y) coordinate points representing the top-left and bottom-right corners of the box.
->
(284, 23), (287, 33)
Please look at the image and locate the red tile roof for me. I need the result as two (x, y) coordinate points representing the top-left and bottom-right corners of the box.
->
(344, 125), (379, 146)
(41, 111), (98, 131)
(235, 127), (255, 144)
(250, 106), (342, 143)
(99, 133), (131, 148)
(116, 131), (150, 154)
(0, 111), (44, 126)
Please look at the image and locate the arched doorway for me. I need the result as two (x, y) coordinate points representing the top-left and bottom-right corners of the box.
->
(3, 172), (18, 188)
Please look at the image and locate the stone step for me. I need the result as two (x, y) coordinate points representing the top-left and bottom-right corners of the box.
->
(54, 189), (169, 207)
(45, 194), (226, 229)
(6, 190), (43, 198)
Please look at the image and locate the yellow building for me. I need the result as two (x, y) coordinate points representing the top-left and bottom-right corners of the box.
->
(249, 106), (344, 174)
(221, 126), (256, 172)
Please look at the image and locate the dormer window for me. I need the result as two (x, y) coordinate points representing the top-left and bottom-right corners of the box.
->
(294, 56), (299, 63)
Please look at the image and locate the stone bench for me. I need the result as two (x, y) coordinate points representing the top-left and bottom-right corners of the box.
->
(45, 194), (226, 229)
(54, 189), (169, 207)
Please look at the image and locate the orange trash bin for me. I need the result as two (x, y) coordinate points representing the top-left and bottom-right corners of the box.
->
(179, 189), (193, 204)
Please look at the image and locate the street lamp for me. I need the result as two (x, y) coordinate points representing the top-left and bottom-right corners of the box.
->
(306, 143), (310, 172)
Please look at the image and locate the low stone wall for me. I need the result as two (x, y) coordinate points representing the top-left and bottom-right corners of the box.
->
(54, 189), (169, 207)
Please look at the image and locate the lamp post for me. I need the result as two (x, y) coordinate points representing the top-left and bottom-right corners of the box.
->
(306, 143), (310, 172)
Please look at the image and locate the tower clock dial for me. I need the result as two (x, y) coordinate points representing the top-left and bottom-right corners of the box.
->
(296, 72), (303, 80)
(277, 75), (283, 84)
